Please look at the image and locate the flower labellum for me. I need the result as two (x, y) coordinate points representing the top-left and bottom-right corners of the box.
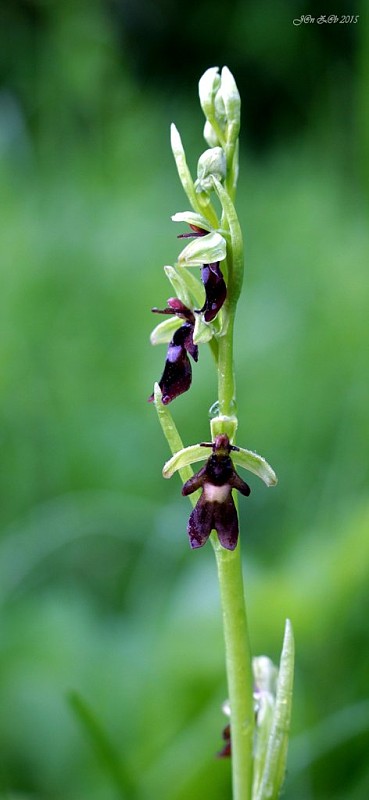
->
(148, 299), (198, 405)
(199, 262), (227, 322)
(181, 434), (250, 550)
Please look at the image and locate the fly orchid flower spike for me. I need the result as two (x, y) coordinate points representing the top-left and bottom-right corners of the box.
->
(177, 222), (227, 322)
(148, 298), (198, 405)
(163, 431), (278, 551)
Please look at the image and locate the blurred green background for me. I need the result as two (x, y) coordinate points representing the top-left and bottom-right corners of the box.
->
(0, 1), (368, 798)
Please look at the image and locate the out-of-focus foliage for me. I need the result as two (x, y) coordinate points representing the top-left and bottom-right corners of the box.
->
(0, 2), (368, 799)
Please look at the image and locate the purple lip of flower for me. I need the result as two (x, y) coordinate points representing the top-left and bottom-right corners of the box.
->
(181, 434), (251, 550)
(198, 262), (227, 322)
(148, 299), (198, 405)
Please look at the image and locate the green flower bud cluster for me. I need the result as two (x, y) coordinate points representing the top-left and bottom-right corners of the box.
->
(199, 66), (241, 151)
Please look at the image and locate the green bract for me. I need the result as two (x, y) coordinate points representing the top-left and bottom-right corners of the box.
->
(253, 621), (295, 800)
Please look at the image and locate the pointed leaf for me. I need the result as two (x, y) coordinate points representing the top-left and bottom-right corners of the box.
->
(255, 620), (295, 800)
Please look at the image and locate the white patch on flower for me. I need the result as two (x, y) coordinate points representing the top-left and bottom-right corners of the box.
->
(167, 345), (182, 362)
(203, 483), (230, 502)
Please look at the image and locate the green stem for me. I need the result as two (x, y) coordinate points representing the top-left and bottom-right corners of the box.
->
(217, 315), (235, 416)
(212, 536), (254, 800)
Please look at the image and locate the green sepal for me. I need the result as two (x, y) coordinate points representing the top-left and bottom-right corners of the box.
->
(193, 314), (214, 344)
(162, 443), (208, 479)
(164, 265), (204, 309)
(177, 231), (227, 266)
(171, 211), (214, 231)
(232, 446), (278, 487)
(150, 316), (182, 345)
(254, 620), (295, 800)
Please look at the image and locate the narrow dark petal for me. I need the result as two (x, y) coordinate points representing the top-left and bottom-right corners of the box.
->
(187, 498), (214, 549)
(213, 496), (239, 550)
(152, 299), (195, 325)
(177, 225), (207, 239)
(199, 262), (227, 322)
(230, 470), (251, 496)
(182, 466), (207, 496)
(151, 306), (174, 316)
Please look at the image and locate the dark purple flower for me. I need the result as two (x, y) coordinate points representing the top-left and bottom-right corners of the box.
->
(148, 298), (198, 405)
(181, 434), (251, 550)
(177, 226), (227, 322)
(199, 262), (227, 322)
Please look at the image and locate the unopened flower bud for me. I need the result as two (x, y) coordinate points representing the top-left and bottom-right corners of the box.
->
(203, 120), (219, 148)
(195, 147), (226, 194)
(198, 67), (221, 121)
(220, 66), (241, 143)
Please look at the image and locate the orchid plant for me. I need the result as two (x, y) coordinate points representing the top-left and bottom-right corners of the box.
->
(148, 67), (294, 800)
